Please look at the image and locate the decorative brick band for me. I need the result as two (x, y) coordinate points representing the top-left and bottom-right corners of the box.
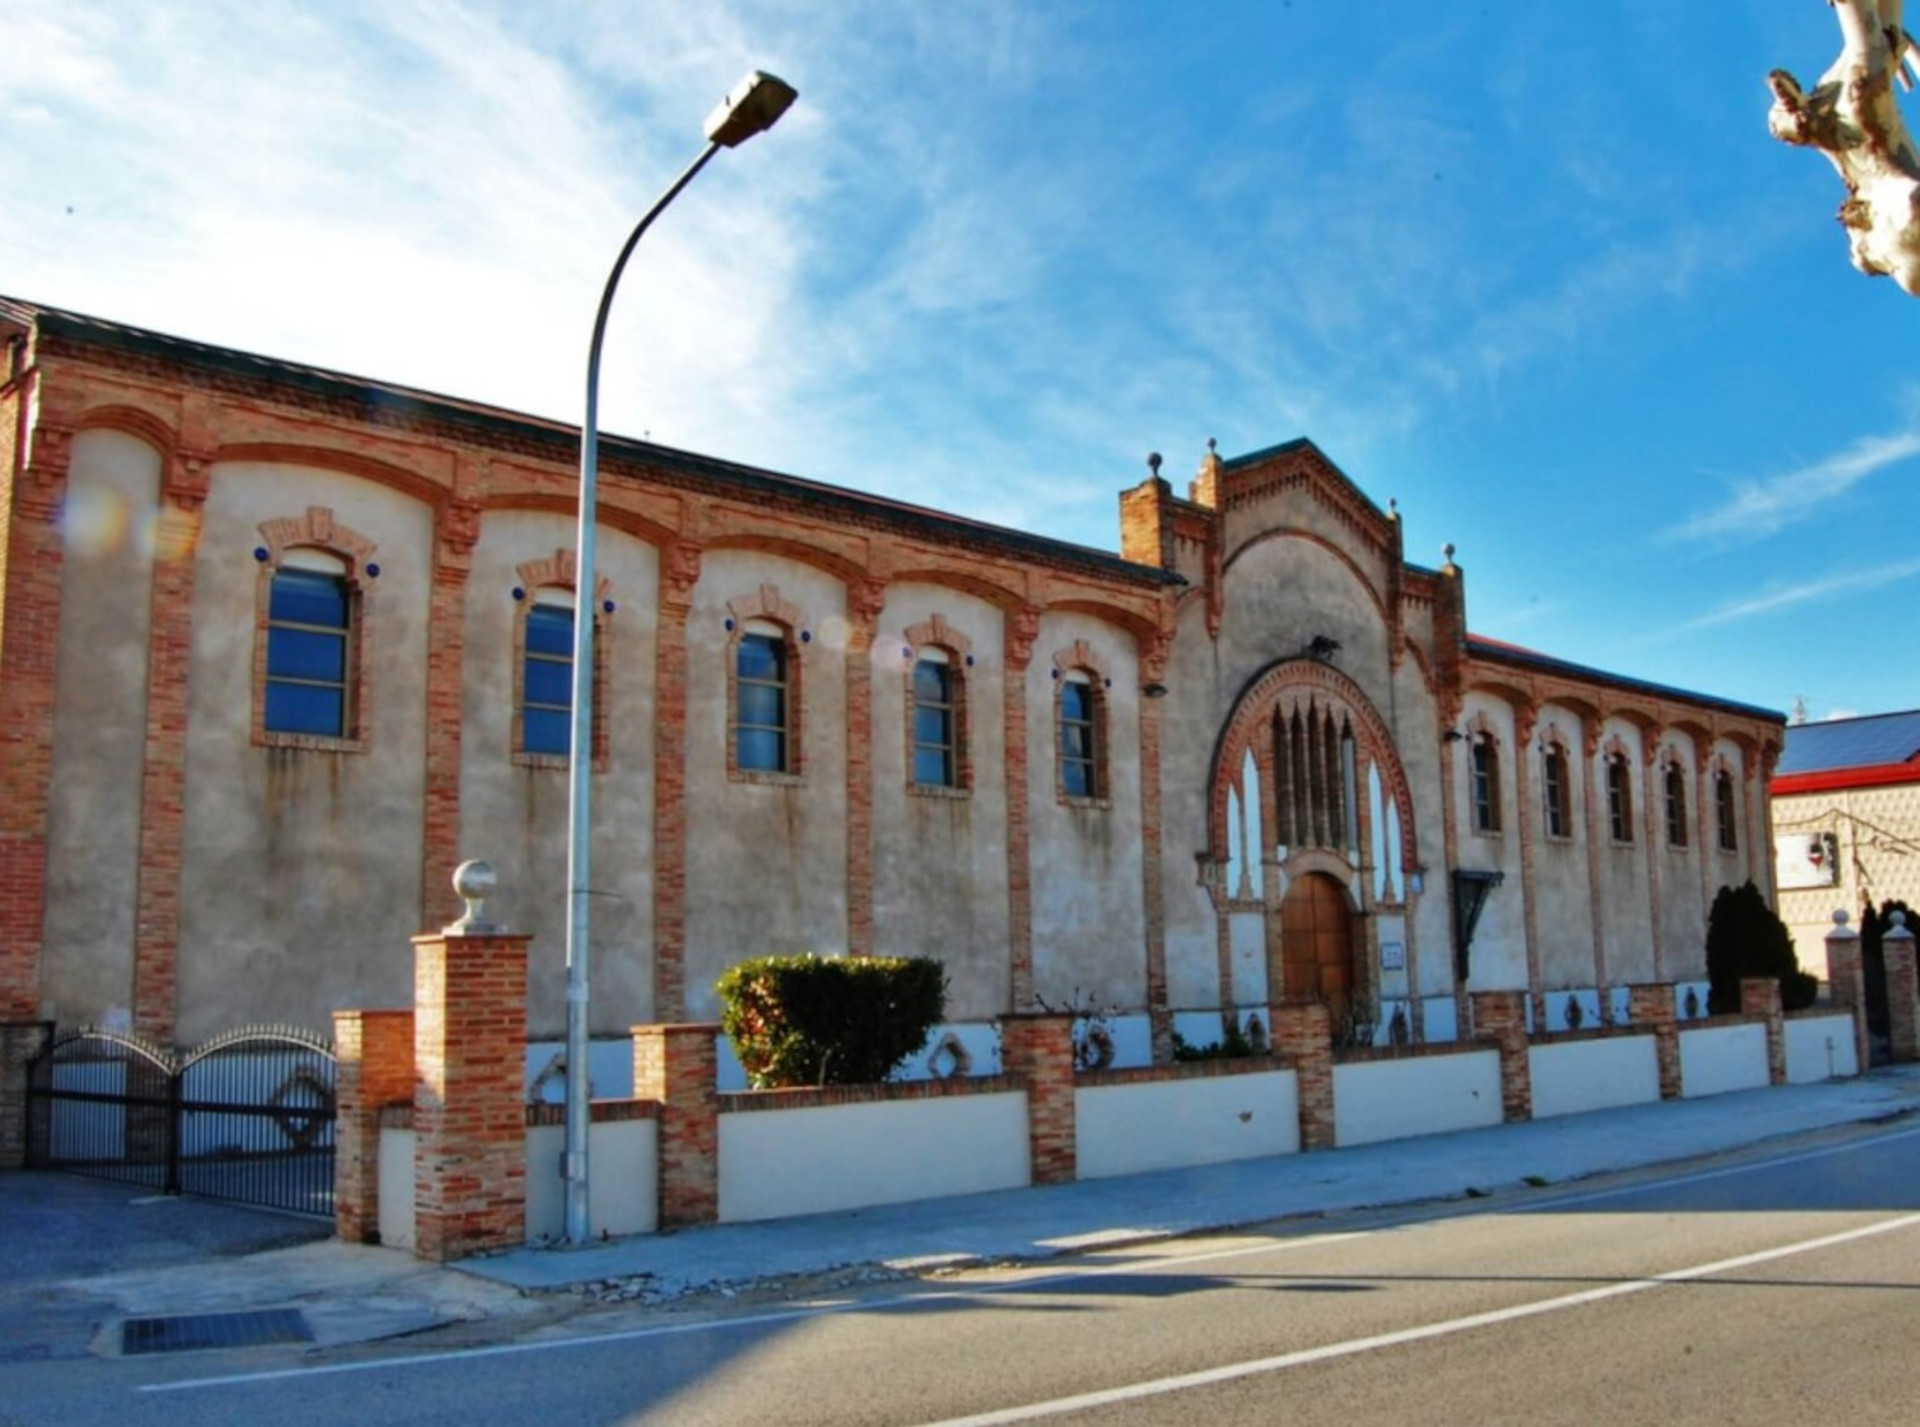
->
(332, 1008), (414, 1244)
(1469, 990), (1532, 1123)
(1001, 1012), (1077, 1184)
(1274, 1001), (1334, 1150)
(633, 1022), (720, 1227)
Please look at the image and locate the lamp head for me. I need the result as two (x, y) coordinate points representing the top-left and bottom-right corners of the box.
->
(705, 71), (799, 148)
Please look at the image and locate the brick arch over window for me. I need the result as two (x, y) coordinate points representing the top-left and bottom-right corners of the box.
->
(1206, 660), (1418, 878)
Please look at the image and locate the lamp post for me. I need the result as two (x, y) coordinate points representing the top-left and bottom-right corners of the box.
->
(563, 70), (797, 1247)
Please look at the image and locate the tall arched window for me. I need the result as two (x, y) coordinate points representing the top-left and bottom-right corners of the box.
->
(734, 619), (791, 774)
(1606, 753), (1635, 843)
(264, 549), (354, 738)
(1272, 701), (1356, 851)
(1542, 741), (1572, 838)
(1469, 733), (1502, 835)
(1058, 670), (1102, 800)
(1715, 768), (1739, 852)
(911, 648), (962, 788)
(1664, 761), (1689, 848)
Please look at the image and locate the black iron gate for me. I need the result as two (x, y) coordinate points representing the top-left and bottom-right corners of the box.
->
(25, 1025), (336, 1218)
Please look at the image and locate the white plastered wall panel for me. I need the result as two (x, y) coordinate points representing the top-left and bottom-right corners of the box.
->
(1027, 611), (1145, 1010)
(456, 511), (658, 1038)
(681, 551), (849, 1019)
(1595, 719), (1656, 985)
(1531, 703), (1599, 990)
(175, 463), (432, 1043)
(1656, 728), (1709, 980)
(868, 583), (1011, 1019)
(41, 429), (161, 1028)
(1456, 693), (1526, 989)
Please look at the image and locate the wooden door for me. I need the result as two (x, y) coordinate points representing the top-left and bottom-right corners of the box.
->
(1279, 873), (1354, 1028)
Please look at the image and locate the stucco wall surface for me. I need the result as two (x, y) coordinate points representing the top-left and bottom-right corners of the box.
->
(717, 1091), (1029, 1222)
(1784, 1013), (1860, 1082)
(526, 1119), (658, 1241)
(1528, 1036), (1660, 1119)
(1678, 1022), (1770, 1098)
(1076, 1069), (1298, 1179)
(1333, 1050), (1502, 1146)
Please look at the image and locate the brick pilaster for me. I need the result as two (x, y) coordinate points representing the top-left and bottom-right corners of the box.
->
(845, 580), (884, 957)
(0, 400), (70, 1021)
(419, 493), (479, 927)
(1004, 606), (1040, 1010)
(1274, 1001), (1334, 1150)
(1628, 982), (1682, 1099)
(129, 445), (212, 1043)
(1825, 914), (1871, 1075)
(1139, 632), (1171, 1061)
(0, 1021), (53, 1169)
(1884, 915), (1918, 1064)
(1470, 989), (1532, 1123)
(633, 1022), (719, 1226)
(412, 930), (529, 1262)
(1000, 1012), (1077, 1183)
(1740, 977), (1787, 1085)
(652, 543), (701, 1021)
(332, 1008), (415, 1244)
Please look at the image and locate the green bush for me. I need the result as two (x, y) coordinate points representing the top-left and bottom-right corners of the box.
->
(1705, 880), (1818, 1014)
(717, 954), (947, 1088)
(1171, 1021), (1256, 1062)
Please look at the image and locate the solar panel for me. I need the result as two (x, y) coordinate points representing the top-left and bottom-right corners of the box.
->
(1777, 711), (1920, 775)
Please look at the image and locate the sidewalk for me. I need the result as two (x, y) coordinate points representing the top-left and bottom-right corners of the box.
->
(11, 1065), (1920, 1360)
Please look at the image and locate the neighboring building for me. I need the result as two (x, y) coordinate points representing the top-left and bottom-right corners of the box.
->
(1773, 710), (1920, 980)
(0, 298), (1785, 1057)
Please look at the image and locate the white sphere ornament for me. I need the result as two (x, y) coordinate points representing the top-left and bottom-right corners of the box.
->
(447, 859), (501, 935)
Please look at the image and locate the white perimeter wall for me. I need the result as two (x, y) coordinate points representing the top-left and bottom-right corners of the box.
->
(527, 1120), (659, 1242)
(1785, 1014), (1860, 1083)
(1076, 1070), (1299, 1180)
(1334, 1052), (1502, 1147)
(378, 1127), (416, 1251)
(1529, 1037), (1660, 1120)
(718, 1093), (1029, 1223)
(1679, 1023), (1771, 1098)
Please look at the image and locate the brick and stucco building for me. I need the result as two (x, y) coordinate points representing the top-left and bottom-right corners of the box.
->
(0, 297), (1787, 1057)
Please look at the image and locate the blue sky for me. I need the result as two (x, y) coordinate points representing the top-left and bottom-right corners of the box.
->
(4, 1), (1915, 722)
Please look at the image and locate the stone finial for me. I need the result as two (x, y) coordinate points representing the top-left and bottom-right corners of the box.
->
(446, 859), (501, 935)
(1147, 451), (1163, 477)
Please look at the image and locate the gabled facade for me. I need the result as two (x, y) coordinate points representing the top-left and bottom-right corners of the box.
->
(0, 298), (1784, 1054)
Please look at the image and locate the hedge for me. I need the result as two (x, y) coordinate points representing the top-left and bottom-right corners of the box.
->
(717, 954), (947, 1088)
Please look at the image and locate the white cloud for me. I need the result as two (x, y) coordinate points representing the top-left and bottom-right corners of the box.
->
(1669, 429), (1920, 543)
(1677, 558), (1920, 632)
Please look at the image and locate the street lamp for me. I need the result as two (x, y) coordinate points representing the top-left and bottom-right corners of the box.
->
(563, 69), (798, 1247)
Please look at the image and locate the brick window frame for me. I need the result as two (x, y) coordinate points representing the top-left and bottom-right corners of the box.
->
(1662, 753), (1690, 849)
(726, 583), (809, 785)
(1540, 731), (1573, 840)
(902, 613), (973, 798)
(510, 550), (613, 771)
(252, 506), (376, 753)
(1051, 639), (1111, 808)
(1602, 739), (1635, 844)
(1714, 763), (1740, 853)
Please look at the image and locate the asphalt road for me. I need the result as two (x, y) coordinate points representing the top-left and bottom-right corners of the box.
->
(15, 1121), (1920, 1425)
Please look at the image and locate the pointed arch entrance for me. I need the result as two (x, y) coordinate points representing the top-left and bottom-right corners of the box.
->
(1278, 871), (1357, 1026)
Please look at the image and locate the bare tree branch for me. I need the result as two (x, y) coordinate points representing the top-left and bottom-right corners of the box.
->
(1770, 0), (1920, 293)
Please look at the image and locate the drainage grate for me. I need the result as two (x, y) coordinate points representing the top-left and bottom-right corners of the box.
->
(121, 1308), (313, 1356)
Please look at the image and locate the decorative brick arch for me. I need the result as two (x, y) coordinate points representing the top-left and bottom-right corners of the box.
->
(1208, 660), (1419, 875)
(514, 547), (614, 606)
(902, 612), (974, 659)
(256, 505), (377, 575)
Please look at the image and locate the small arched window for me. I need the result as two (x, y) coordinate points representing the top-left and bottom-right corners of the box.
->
(734, 619), (791, 774)
(1715, 768), (1739, 852)
(911, 648), (963, 788)
(1606, 753), (1635, 843)
(1664, 761), (1689, 848)
(1059, 670), (1102, 800)
(1542, 741), (1571, 839)
(1469, 734), (1501, 835)
(264, 549), (354, 738)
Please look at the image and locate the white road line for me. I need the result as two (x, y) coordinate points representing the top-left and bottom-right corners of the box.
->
(139, 1120), (1920, 1397)
(913, 1210), (1920, 1427)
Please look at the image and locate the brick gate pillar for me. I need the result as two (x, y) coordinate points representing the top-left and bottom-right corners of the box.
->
(332, 1009), (415, 1244)
(1000, 1012), (1078, 1183)
(1740, 978), (1787, 1086)
(1628, 983), (1682, 1100)
(0, 1021), (53, 1169)
(1884, 911), (1918, 1065)
(1825, 911), (1871, 1075)
(411, 863), (529, 1262)
(632, 1023), (720, 1227)
(1274, 1002), (1334, 1150)
(1469, 990), (1532, 1123)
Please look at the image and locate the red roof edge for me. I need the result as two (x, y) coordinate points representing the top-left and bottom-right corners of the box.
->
(1772, 760), (1920, 796)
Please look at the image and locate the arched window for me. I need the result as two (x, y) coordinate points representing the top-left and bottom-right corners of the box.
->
(1470, 733), (1502, 835)
(1542, 741), (1571, 839)
(734, 619), (791, 774)
(1715, 768), (1739, 852)
(1271, 701), (1357, 852)
(1664, 761), (1689, 848)
(264, 549), (354, 739)
(519, 589), (575, 757)
(1058, 670), (1102, 800)
(911, 648), (962, 788)
(1606, 753), (1635, 843)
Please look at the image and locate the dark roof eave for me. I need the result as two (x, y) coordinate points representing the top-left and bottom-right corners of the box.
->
(18, 300), (1177, 590)
(1465, 638), (1784, 725)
